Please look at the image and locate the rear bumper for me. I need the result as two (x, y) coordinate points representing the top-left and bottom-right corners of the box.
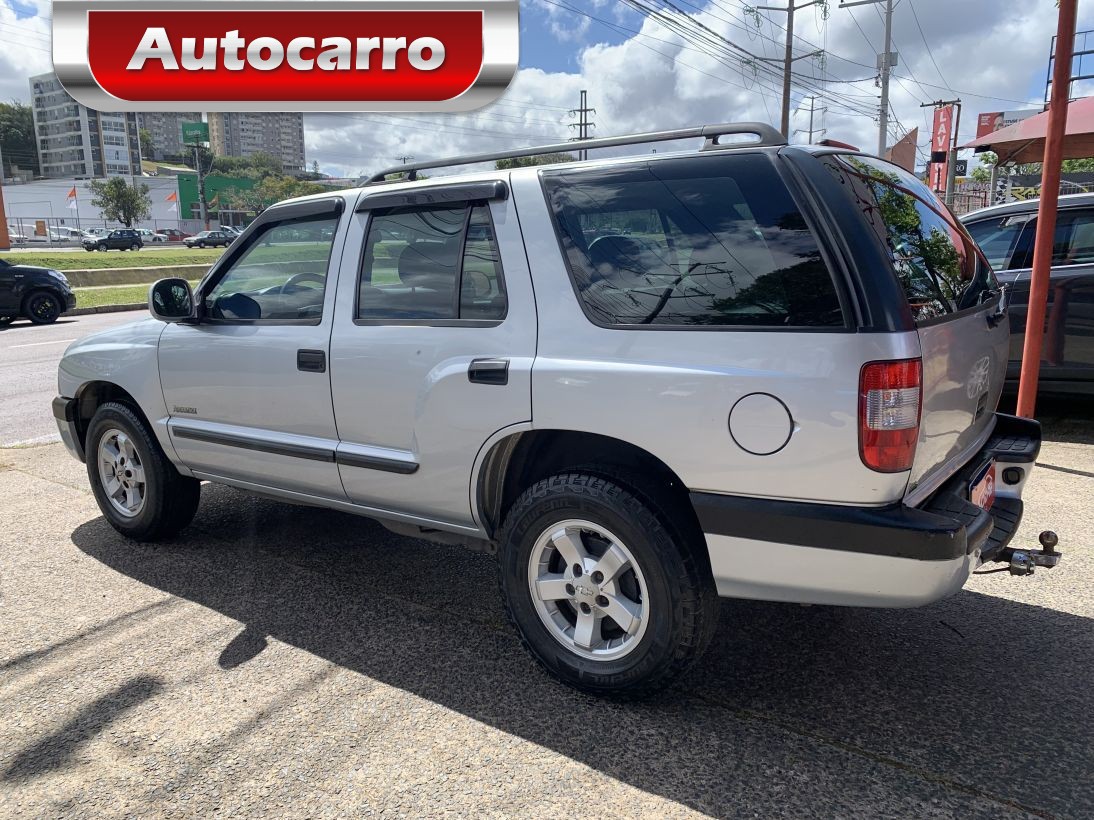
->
(53, 396), (84, 462)
(693, 413), (1041, 607)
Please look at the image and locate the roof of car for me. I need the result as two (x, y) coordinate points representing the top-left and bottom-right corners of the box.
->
(962, 191), (1094, 221)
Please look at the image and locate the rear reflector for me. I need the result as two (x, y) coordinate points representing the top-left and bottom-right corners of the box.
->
(859, 359), (922, 473)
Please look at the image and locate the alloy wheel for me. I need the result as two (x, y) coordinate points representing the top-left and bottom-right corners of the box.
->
(97, 428), (147, 517)
(527, 519), (649, 661)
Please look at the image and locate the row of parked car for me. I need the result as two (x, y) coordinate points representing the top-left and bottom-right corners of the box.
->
(79, 225), (244, 251)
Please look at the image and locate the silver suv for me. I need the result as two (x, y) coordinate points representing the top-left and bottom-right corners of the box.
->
(54, 123), (1058, 695)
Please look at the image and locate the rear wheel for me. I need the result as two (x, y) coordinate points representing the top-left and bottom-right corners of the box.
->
(23, 291), (61, 324)
(498, 473), (718, 696)
(86, 402), (201, 541)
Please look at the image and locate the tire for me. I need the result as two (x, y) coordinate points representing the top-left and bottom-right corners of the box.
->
(197, 241), (206, 248)
(498, 473), (718, 697)
(23, 290), (62, 324)
(97, 243), (107, 252)
(130, 243), (140, 251)
(86, 401), (201, 541)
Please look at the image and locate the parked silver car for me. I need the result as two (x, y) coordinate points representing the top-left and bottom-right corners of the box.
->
(53, 124), (1058, 695)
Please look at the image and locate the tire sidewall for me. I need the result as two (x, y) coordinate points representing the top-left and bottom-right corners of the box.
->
(500, 477), (687, 692)
(24, 291), (60, 324)
(86, 405), (167, 538)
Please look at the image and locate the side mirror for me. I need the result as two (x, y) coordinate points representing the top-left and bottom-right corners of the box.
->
(149, 278), (195, 323)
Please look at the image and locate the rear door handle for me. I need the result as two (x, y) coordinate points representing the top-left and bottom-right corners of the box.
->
(468, 357), (509, 385)
(297, 349), (326, 373)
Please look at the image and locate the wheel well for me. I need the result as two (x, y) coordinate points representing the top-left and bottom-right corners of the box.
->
(478, 429), (703, 544)
(21, 286), (64, 308)
(72, 382), (151, 452)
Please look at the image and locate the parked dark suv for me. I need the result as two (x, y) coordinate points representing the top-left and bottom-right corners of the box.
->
(963, 193), (1094, 395)
(0, 257), (77, 324)
(82, 229), (143, 252)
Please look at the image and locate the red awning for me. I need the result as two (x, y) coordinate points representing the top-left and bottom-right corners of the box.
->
(962, 96), (1094, 164)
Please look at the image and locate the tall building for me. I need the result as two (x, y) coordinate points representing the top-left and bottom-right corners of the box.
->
(208, 112), (306, 174)
(137, 112), (202, 162)
(29, 72), (141, 179)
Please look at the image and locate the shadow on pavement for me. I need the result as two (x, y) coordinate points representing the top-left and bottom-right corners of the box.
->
(2, 676), (163, 782)
(69, 486), (1094, 817)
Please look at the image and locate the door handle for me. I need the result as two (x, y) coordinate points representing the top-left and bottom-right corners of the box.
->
(468, 357), (509, 385)
(297, 349), (326, 373)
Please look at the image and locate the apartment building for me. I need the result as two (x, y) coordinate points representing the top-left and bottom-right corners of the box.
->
(29, 72), (141, 179)
(137, 111), (203, 161)
(208, 112), (306, 174)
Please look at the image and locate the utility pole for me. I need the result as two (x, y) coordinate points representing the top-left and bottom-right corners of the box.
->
(192, 143), (209, 229)
(839, 0), (896, 155)
(920, 98), (962, 205)
(794, 95), (827, 143)
(394, 155), (415, 165)
(756, 1), (824, 137)
(568, 90), (597, 160)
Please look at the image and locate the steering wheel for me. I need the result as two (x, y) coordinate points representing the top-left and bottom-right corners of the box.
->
(277, 272), (326, 294)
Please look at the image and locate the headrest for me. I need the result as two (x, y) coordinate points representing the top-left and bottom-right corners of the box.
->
(397, 239), (460, 289)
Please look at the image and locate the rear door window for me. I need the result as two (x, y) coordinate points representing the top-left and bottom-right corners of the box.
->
(1050, 208), (1094, 265)
(541, 154), (845, 328)
(826, 154), (998, 323)
(965, 214), (1035, 270)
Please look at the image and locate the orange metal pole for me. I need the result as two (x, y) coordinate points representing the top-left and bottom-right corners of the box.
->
(0, 179), (10, 252)
(1016, 0), (1078, 418)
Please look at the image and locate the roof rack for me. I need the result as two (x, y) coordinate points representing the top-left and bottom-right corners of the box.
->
(365, 121), (786, 183)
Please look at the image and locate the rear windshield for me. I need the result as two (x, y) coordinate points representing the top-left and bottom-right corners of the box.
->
(824, 154), (998, 323)
(541, 154), (844, 328)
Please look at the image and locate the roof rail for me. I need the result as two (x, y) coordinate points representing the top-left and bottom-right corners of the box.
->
(365, 121), (786, 183)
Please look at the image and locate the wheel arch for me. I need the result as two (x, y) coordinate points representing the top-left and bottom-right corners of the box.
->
(72, 381), (157, 456)
(475, 428), (705, 551)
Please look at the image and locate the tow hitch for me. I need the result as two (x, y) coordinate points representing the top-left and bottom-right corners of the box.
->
(997, 531), (1061, 576)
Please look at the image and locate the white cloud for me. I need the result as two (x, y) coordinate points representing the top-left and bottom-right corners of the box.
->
(0, 0), (52, 101)
(307, 0), (1094, 178)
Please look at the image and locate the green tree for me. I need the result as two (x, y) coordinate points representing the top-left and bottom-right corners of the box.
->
(495, 152), (575, 170)
(87, 177), (152, 227)
(221, 176), (325, 214)
(138, 128), (155, 160)
(971, 151), (997, 183)
(0, 100), (39, 176)
(209, 151), (284, 179)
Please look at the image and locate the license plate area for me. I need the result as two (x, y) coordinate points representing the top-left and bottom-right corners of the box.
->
(970, 460), (996, 510)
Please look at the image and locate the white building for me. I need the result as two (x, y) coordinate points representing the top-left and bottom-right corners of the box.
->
(30, 72), (142, 179)
(208, 112), (307, 174)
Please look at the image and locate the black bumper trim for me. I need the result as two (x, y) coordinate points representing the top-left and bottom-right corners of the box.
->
(52, 395), (76, 423)
(691, 492), (969, 561)
(692, 412), (1039, 563)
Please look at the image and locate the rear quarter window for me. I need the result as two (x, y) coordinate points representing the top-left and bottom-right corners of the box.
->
(825, 154), (998, 323)
(541, 154), (845, 328)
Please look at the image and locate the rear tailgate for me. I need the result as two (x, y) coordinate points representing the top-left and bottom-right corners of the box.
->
(913, 306), (1009, 497)
(823, 153), (1009, 499)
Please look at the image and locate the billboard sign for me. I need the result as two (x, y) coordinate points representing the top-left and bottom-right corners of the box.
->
(180, 121), (209, 144)
(931, 105), (954, 153)
(975, 109), (1039, 138)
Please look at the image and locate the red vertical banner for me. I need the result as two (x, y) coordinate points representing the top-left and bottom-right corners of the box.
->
(929, 105), (954, 195)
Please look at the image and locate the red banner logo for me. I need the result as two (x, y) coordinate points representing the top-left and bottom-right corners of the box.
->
(53, 0), (518, 112)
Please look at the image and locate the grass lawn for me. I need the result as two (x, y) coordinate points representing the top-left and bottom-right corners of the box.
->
(76, 281), (201, 309)
(15, 248), (225, 271)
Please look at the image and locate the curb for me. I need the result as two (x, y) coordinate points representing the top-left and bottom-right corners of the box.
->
(70, 303), (146, 316)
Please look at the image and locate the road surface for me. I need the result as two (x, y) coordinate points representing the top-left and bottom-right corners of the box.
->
(0, 311), (141, 447)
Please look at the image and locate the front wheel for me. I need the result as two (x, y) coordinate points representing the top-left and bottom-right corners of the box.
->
(498, 473), (718, 696)
(23, 291), (62, 324)
(86, 402), (201, 541)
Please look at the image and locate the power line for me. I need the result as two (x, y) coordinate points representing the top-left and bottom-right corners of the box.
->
(907, 0), (952, 92)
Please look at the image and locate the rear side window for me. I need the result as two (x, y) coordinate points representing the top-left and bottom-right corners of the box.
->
(965, 214), (1034, 270)
(827, 154), (998, 322)
(541, 155), (844, 327)
(1050, 208), (1094, 265)
(358, 203), (507, 322)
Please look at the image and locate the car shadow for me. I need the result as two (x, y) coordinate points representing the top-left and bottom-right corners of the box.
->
(0, 318), (79, 332)
(69, 486), (1094, 817)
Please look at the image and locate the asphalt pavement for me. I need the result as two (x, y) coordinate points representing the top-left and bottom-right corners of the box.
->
(1, 343), (1092, 816)
(0, 311), (141, 447)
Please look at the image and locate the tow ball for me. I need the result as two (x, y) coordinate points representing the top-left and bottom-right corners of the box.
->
(1002, 531), (1061, 576)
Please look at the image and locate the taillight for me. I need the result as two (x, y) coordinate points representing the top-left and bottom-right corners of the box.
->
(859, 359), (922, 473)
